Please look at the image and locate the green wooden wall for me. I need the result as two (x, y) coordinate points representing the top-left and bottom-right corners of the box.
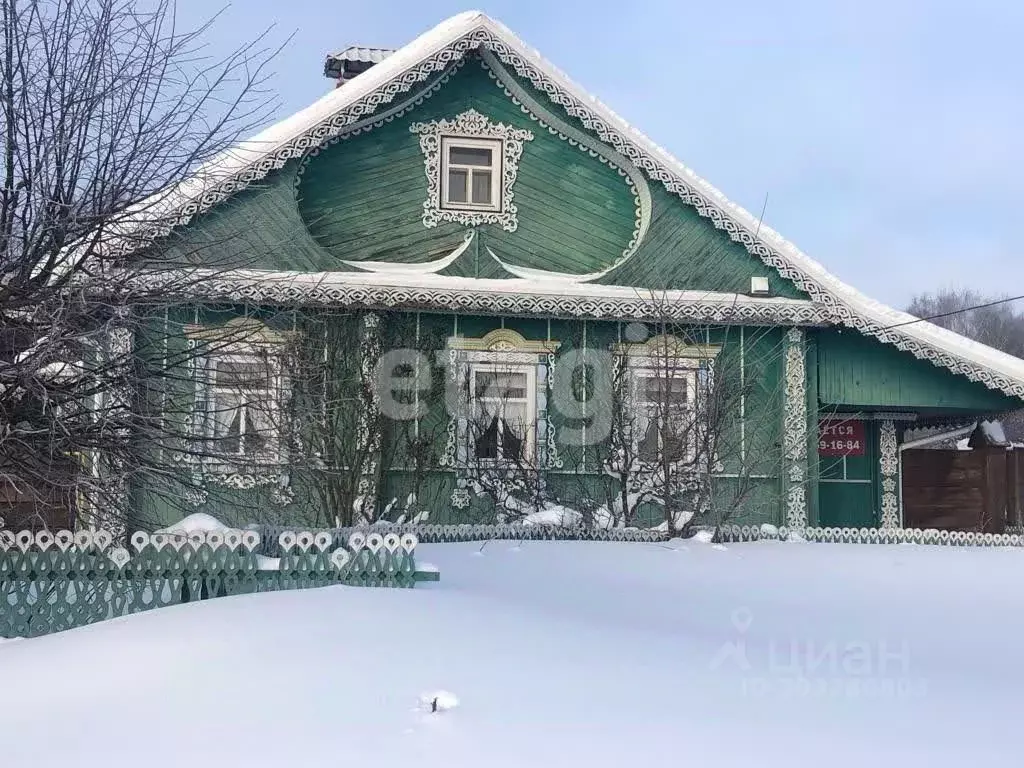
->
(597, 184), (806, 298)
(815, 328), (1019, 413)
(131, 308), (791, 532)
(298, 62), (637, 276)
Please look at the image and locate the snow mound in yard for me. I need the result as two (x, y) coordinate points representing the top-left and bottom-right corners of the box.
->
(155, 512), (229, 533)
(3, 540), (1024, 767)
(520, 504), (581, 527)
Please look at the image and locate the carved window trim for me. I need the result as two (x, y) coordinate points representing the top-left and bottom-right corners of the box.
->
(468, 362), (537, 464)
(184, 318), (293, 474)
(202, 352), (285, 465)
(410, 109), (533, 232)
(441, 330), (561, 508)
(613, 335), (721, 470)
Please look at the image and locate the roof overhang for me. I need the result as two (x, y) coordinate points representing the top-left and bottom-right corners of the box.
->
(126, 268), (829, 325)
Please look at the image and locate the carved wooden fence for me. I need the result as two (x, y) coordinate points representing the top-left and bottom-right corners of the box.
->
(0, 527), (432, 639)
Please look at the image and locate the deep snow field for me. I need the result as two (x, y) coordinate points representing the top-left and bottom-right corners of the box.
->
(1, 538), (1022, 767)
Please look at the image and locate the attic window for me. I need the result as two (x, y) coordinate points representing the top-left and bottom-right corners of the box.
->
(409, 109), (533, 232)
(442, 137), (502, 211)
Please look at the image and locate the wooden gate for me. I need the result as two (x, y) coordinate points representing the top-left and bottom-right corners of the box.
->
(901, 448), (1016, 533)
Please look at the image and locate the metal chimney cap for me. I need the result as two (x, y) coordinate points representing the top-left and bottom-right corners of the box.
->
(324, 46), (394, 80)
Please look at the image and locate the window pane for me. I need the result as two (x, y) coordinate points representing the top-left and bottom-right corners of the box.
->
(664, 428), (688, 463)
(474, 372), (495, 398)
(471, 170), (492, 204)
(638, 373), (688, 404)
(449, 146), (492, 166)
(475, 414), (499, 459)
(216, 360), (272, 389)
(502, 403), (530, 438)
(638, 419), (659, 462)
(212, 397), (242, 455)
(447, 168), (468, 203)
(475, 371), (527, 400)
(245, 406), (274, 453)
(502, 423), (524, 462)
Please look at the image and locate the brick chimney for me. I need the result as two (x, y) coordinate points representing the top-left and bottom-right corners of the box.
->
(323, 46), (394, 88)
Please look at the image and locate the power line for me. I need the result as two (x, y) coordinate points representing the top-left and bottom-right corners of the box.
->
(886, 293), (1024, 331)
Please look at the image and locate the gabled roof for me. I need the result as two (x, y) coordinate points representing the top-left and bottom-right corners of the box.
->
(118, 10), (1024, 400)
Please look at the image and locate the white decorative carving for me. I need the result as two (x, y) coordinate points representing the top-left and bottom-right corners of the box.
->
(718, 524), (1024, 548)
(297, 60), (468, 180)
(133, 270), (830, 326)
(451, 487), (471, 509)
(184, 485), (209, 508)
(108, 548), (131, 569)
(545, 352), (563, 470)
(878, 419), (901, 529)
(783, 328), (808, 529)
(409, 109), (533, 232)
(330, 548), (352, 570)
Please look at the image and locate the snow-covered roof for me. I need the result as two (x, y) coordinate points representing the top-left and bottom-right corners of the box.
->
(114, 10), (1024, 400)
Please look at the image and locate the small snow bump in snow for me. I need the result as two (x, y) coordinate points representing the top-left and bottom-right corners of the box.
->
(471, 550), (486, 558)
(711, 544), (728, 552)
(691, 530), (715, 544)
(419, 690), (459, 713)
(507, 545), (522, 553)
(664, 537), (689, 551)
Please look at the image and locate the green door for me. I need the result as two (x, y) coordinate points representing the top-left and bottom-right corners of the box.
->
(817, 421), (878, 528)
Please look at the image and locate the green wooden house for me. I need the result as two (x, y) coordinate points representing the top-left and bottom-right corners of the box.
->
(120, 11), (1024, 534)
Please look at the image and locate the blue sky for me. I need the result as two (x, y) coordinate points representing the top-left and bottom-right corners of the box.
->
(175, 0), (1024, 308)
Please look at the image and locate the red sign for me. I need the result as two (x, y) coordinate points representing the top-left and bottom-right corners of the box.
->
(818, 419), (866, 457)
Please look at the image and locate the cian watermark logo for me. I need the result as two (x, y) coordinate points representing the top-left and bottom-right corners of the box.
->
(710, 608), (928, 700)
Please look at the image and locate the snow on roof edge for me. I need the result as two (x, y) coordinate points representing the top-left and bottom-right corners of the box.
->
(113, 10), (1024, 400)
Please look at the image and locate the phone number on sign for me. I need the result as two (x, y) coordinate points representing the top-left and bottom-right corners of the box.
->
(819, 439), (863, 453)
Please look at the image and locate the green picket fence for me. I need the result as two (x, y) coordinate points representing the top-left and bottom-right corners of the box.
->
(0, 528), (435, 639)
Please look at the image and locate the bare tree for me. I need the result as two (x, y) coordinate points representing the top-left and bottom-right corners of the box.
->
(284, 310), (453, 528)
(908, 289), (1024, 358)
(457, 361), (550, 523)
(590, 319), (786, 537)
(0, 0), (282, 533)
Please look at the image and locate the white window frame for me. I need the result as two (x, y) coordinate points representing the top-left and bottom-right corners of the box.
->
(204, 351), (285, 466)
(630, 361), (702, 466)
(468, 362), (536, 464)
(440, 136), (503, 212)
